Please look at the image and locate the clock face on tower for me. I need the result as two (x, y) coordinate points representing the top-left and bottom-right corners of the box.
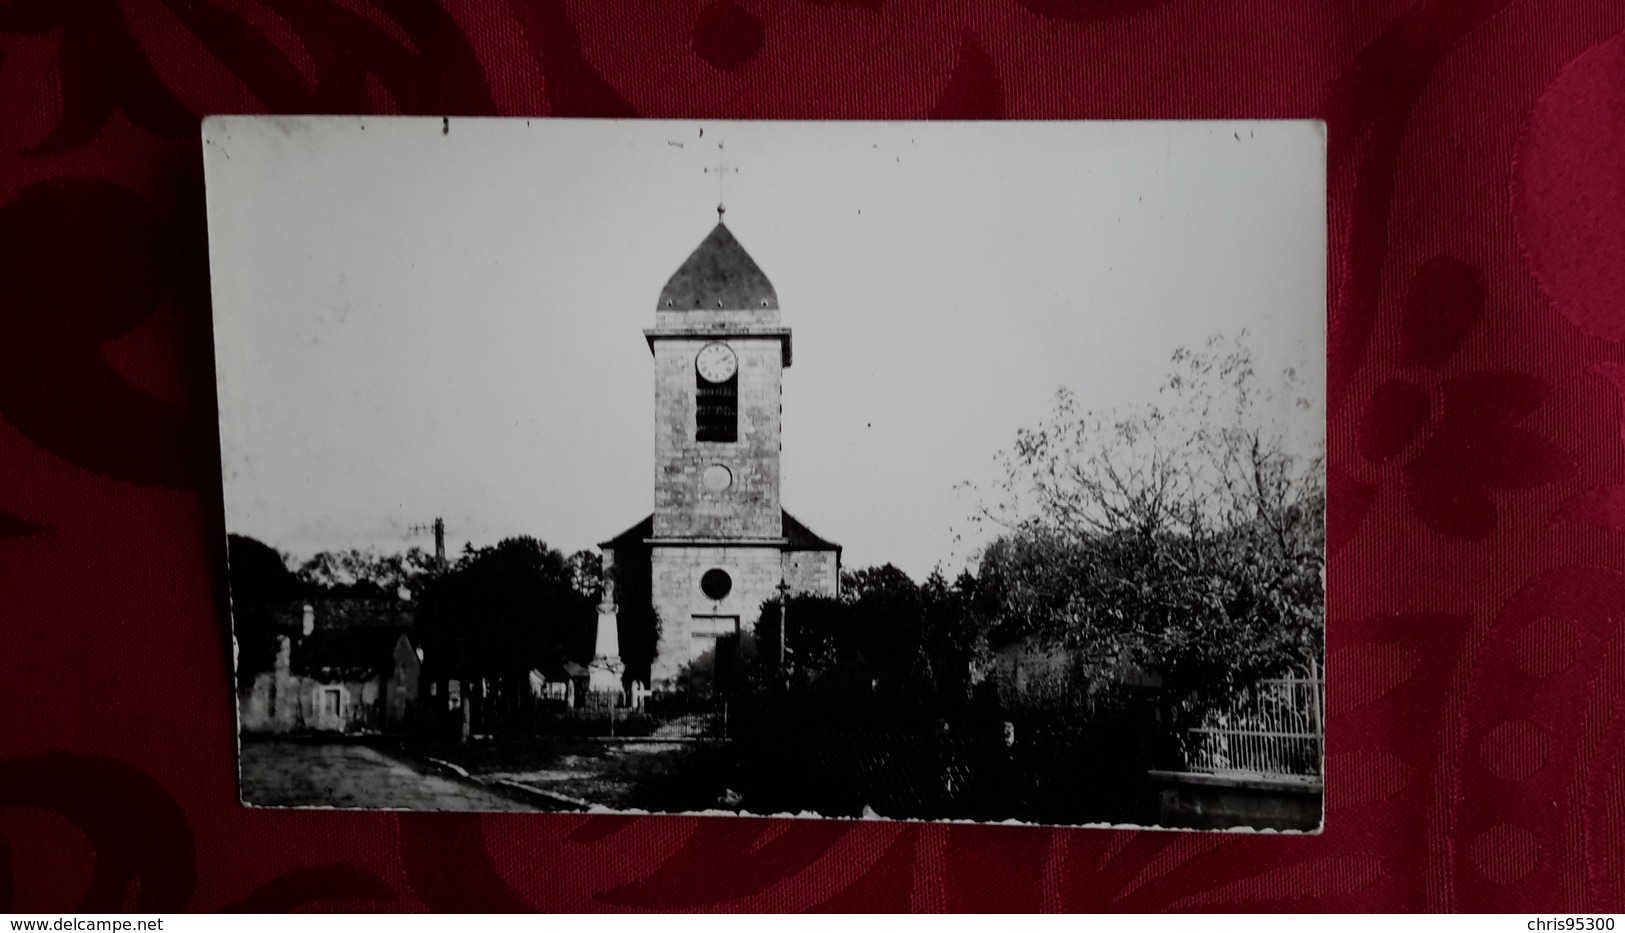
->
(696, 343), (737, 384)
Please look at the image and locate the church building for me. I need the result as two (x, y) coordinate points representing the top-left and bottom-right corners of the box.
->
(592, 211), (842, 694)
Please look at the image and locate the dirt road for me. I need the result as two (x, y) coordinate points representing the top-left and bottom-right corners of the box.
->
(240, 739), (544, 811)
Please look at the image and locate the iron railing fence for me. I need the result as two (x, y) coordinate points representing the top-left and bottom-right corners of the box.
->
(1183, 661), (1323, 779)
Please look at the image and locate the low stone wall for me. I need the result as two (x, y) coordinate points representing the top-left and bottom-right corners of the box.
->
(1148, 769), (1323, 832)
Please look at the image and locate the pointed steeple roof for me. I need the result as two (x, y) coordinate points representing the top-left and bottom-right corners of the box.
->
(657, 222), (778, 311)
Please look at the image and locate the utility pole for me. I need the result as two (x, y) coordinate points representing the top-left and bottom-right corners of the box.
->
(409, 517), (448, 572)
(407, 516), (452, 739)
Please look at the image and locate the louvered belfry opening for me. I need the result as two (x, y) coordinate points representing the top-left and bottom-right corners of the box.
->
(696, 370), (738, 442)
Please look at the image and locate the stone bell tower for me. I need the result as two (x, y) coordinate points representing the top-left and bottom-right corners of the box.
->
(642, 210), (792, 689)
(597, 209), (841, 695)
(650, 211), (790, 540)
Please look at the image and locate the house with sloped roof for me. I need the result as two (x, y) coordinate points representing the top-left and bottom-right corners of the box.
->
(237, 600), (422, 734)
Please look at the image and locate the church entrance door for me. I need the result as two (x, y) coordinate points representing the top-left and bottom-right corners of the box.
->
(686, 616), (740, 697)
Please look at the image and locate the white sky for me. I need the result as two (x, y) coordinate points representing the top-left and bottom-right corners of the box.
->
(205, 117), (1325, 580)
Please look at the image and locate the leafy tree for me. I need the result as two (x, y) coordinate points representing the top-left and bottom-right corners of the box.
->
(750, 565), (993, 720)
(296, 547), (437, 600)
(415, 537), (596, 687)
(226, 534), (307, 684)
(839, 563), (924, 698)
(918, 570), (993, 714)
(974, 333), (1324, 717)
(840, 564), (919, 605)
(753, 593), (847, 687)
(606, 549), (659, 687)
(568, 549), (604, 602)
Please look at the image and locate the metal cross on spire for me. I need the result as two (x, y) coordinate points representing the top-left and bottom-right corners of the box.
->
(703, 141), (737, 222)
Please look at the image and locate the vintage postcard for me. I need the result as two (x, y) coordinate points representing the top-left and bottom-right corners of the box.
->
(205, 117), (1325, 830)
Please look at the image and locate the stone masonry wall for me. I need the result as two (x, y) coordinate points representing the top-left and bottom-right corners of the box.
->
(655, 308), (778, 329)
(652, 336), (782, 539)
(238, 635), (300, 733)
(649, 544), (785, 687)
(781, 549), (839, 598)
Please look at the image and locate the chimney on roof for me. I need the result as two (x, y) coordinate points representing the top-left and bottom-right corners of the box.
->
(301, 603), (315, 637)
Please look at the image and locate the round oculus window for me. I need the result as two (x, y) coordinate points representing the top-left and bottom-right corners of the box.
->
(702, 464), (733, 491)
(700, 568), (732, 600)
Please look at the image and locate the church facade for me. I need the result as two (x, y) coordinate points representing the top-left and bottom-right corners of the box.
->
(594, 214), (841, 693)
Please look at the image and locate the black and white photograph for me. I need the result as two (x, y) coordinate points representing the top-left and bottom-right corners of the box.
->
(205, 117), (1326, 831)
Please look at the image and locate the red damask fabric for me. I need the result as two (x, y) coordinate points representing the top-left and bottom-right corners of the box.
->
(0, 0), (1621, 913)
